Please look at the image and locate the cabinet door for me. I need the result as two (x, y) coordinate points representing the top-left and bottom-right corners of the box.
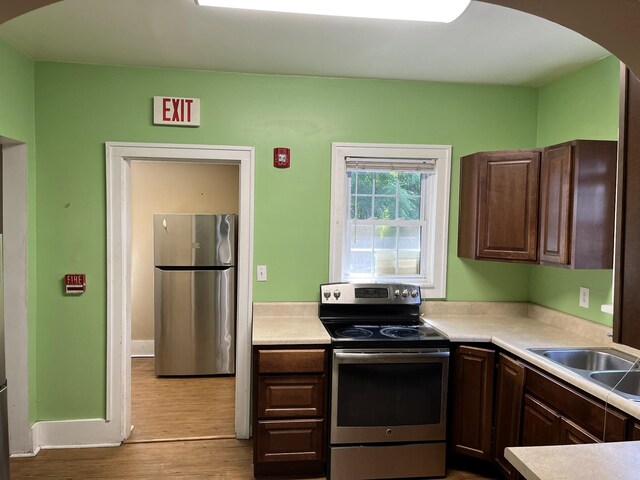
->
(521, 395), (560, 446)
(451, 346), (495, 459)
(615, 66), (640, 350)
(476, 151), (540, 262)
(493, 354), (525, 480)
(559, 417), (600, 444)
(539, 144), (573, 265)
(632, 423), (640, 441)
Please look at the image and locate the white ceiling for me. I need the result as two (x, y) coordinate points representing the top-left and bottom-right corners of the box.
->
(0, 0), (610, 87)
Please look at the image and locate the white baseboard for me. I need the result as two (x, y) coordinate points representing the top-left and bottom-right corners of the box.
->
(31, 419), (120, 452)
(131, 340), (154, 357)
(10, 449), (39, 458)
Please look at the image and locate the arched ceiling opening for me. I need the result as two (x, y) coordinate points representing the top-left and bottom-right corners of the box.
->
(1, 0), (638, 77)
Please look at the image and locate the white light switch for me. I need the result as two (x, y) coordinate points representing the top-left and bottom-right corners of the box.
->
(257, 265), (268, 282)
(579, 287), (590, 308)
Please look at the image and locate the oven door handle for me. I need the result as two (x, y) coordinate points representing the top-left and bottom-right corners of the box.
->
(334, 350), (449, 363)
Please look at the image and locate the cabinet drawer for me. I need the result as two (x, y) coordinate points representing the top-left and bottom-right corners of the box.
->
(256, 419), (324, 463)
(258, 375), (324, 419)
(525, 367), (627, 441)
(258, 349), (326, 374)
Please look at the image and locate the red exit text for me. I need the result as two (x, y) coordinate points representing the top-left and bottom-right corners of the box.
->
(153, 96), (201, 127)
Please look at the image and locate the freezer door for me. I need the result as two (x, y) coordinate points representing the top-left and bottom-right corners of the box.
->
(153, 214), (236, 267)
(154, 268), (235, 376)
(0, 385), (8, 480)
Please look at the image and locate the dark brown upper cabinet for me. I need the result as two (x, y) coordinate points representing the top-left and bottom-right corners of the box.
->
(539, 140), (617, 269)
(459, 140), (616, 268)
(615, 65), (640, 349)
(458, 150), (541, 263)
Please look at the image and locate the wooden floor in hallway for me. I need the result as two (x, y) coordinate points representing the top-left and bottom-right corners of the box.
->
(126, 357), (235, 443)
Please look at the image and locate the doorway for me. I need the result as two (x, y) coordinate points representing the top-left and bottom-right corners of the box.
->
(105, 142), (255, 445)
(0, 138), (30, 455)
(126, 160), (239, 443)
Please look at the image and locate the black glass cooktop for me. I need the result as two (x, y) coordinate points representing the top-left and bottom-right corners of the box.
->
(323, 322), (447, 346)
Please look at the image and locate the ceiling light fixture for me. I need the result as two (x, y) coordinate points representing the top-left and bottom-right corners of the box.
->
(195, 0), (471, 23)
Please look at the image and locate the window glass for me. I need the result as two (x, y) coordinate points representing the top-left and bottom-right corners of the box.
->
(347, 169), (426, 279)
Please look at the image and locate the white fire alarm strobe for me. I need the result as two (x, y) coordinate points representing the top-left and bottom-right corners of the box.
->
(153, 96), (200, 127)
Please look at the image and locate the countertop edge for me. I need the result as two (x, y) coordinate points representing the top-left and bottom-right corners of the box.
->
(504, 448), (540, 480)
(252, 314), (331, 346)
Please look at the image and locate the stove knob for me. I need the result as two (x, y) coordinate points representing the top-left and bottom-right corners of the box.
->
(410, 289), (418, 298)
(333, 289), (341, 300)
(323, 290), (331, 300)
(394, 289), (400, 297)
(402, 289), (408, 298)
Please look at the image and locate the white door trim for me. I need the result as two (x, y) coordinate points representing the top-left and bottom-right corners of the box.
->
(105, 142), (254, 443)
(1, 139), (31, 455)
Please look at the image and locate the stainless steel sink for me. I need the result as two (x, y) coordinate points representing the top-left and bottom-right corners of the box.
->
(535, 348), (635, 371)
(589, 370), (640, 400)
(527, 347), (640, 401)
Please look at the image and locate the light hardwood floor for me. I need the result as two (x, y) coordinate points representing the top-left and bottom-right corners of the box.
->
(126, 358), (235, 443)
(11, 440), (497, 480)
(10, 357), (498, 479)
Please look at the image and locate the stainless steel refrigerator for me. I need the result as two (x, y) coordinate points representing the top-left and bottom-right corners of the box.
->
(153, 214), (236, 376)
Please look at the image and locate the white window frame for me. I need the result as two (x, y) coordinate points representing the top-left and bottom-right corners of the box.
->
(329, 142), (451, 298)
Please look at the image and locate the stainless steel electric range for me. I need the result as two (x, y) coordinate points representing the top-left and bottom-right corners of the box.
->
(319, 282), (450, 480)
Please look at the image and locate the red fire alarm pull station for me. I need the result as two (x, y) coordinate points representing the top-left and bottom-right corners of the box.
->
(64, 274), (86, 295)
(273, 147), (290, 168)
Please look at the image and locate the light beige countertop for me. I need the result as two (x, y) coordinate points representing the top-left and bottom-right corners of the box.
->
(252, 302), (331, 345)
(421, 302), (640, 420)
(505, 441), (640, 480)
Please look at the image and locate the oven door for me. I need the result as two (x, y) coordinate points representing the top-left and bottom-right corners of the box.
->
(331, 348), (449, 445)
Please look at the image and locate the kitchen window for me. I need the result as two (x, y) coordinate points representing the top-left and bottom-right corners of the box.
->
(329, 143), (451, 298)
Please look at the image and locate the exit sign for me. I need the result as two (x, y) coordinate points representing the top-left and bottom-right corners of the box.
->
(153, 96), (200, 127)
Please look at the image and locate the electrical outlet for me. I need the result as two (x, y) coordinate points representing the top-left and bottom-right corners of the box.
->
(579, 287), (590, 308)
(257, 265), (268, 282)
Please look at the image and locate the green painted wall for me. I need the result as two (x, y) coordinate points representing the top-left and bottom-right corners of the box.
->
(32, 61), (538, 419)
(530, 55), (619, 326)
(0, 39), (37, 423)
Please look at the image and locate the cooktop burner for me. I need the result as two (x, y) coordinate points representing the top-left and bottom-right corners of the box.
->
(380, 326), (426, 339)
(335, 327), (374, 338)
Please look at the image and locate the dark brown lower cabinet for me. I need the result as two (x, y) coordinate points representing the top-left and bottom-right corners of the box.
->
(493, 353), (525, 480)
(559, 417), (600, 444)
(255, 419), (324, 463)
(524, 366), (627, 442)
(257, 375), (324, 418)
(450, 346), (639, 478)
(451, 345), (495, 459)
(253, 347), (328, 477)
(521, 395), (560, 447)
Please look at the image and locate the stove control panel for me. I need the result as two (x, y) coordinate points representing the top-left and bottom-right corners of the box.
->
(320, 283), (421, 305)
